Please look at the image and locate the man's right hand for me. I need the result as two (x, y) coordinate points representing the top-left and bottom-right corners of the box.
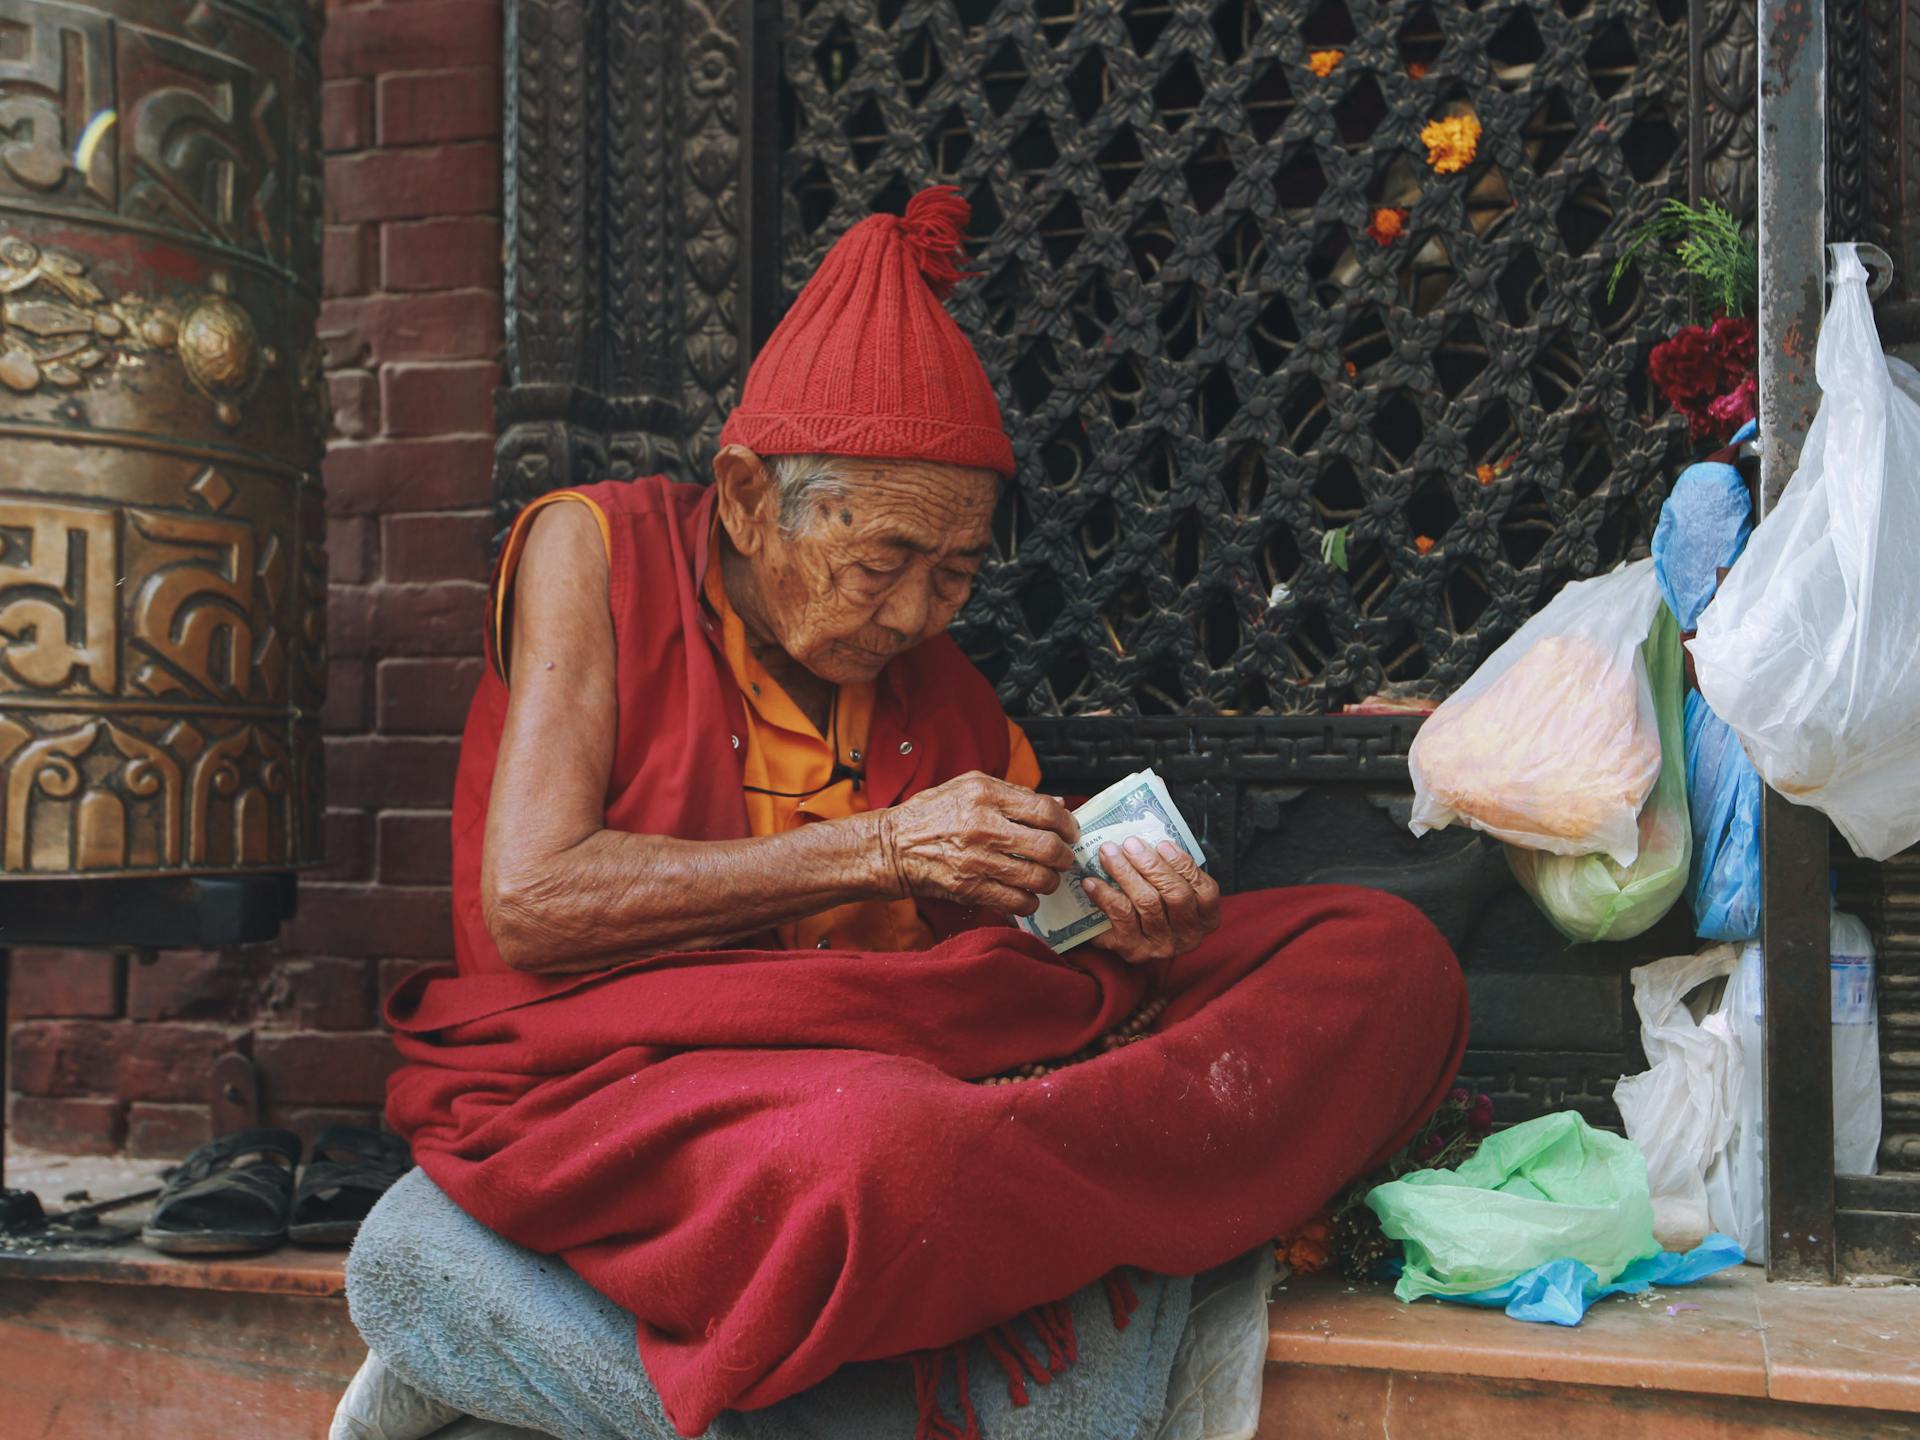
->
(877, 772), (1079, 916)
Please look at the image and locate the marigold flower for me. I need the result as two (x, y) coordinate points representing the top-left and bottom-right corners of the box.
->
(1308, 49), (1344, 78)
(1414, 534), (1436, 555)
(1475, 463), (1496, 485)
(1366, 207), (1409, 246)
(1407, 61), (1429, 80)
(1287, 1235), (1333, 1273)
(1344, 360), (1359, 378)
(1421, 112), (1481, 174)
(1277, 1210), (1337, 1275)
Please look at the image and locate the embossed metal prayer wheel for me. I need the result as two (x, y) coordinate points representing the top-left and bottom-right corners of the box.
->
(0, 0), (325, 936)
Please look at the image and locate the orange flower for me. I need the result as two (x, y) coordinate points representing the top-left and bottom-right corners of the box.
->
(1287, 1235), (1333, 1274)
(1344, 360), (1359, 378)
(1407, 61), (1429, 80)
(1276, 1210), (1336, 1275)
(1415, 534), (1436, 554)
(1421, 112), (1482, 174)
(1366, 207), (1409, 246)
(1475, 462), (1496, 485)
(1308, 49), (1344, 78)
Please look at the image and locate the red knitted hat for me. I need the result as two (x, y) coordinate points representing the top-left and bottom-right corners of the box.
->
(718, 186), (1015, 478)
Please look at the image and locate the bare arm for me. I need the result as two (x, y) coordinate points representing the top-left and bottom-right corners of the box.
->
(481, 504), (1077, 973)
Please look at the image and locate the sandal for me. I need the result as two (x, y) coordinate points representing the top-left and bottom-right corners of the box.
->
(140, 1127), (301, 1255)
(289, 1125), (412, 1246)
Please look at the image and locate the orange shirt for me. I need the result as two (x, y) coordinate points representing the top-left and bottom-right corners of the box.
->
(702, 551), (1041, 951)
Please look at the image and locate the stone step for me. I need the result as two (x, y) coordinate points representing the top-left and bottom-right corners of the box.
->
(1262, 1267), (1920, 1438)
(4, 1238), (1919, 1439)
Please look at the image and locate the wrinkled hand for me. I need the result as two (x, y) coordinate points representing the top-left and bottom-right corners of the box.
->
(1081, 838), (1222, 963)
(878, 772), (1078, 915)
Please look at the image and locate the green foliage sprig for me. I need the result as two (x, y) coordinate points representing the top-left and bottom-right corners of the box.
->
(1608, 200), (1758, 318)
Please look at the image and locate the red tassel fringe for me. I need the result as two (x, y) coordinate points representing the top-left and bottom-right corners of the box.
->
(907, 1275), (1130, 1440)
(901, 184), (974, 298)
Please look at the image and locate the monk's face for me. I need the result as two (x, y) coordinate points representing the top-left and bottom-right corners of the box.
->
(713, 447), (1000, 685)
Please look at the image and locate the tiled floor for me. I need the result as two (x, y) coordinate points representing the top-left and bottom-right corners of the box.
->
(1267, 1266), (1920, 1414)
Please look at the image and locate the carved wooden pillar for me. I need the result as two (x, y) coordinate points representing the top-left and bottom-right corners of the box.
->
(494, 0), (744, 524)
(0, 0), (327, 888)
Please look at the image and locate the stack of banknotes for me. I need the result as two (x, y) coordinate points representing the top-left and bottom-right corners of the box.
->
(1016, 768), (1207, 952)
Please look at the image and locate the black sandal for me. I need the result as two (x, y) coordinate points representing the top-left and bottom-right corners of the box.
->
(140, 1128), (301, 1255)
(289, 1125), (412, 1246)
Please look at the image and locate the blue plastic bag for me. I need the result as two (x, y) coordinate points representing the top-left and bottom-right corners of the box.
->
(1651, 431), (1760, 940)
(1651, 459), (1752, 629)
(1430, 1232), (1745, 1326)
(1686, 692), (1763, 940)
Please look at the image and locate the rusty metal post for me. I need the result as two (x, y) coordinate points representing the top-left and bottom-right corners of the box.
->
(1757, 0), (1837, 1283)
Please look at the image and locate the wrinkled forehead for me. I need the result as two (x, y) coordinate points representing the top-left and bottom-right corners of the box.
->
(825, 458), (1000, 555)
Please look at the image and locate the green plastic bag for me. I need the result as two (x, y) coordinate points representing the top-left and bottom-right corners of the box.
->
(1506, 607), (1692, 943)
(1366, 1112), (1660, 1301)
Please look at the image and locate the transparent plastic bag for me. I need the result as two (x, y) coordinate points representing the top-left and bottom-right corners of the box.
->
(1507, 607), (1690, 943)
(1411, 559), (1665, 865)
(1691, 245), (1920, 860)
(1366, 1112), (1660, 1301)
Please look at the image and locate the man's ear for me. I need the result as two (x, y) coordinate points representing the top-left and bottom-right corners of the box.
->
(712, 444), (775, 557)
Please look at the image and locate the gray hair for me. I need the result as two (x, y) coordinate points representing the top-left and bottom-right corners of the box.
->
(766, 453), (850, 537)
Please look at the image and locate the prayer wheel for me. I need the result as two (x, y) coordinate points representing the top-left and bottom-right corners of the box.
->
(0, 0), (326, 887)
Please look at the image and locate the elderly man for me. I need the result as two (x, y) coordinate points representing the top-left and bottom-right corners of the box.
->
(360, 188), (1466, 1440)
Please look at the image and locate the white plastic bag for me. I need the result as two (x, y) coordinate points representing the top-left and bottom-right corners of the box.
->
(1614, 944), (1745, 1252)
(1625, 911), (1884, 1266)
(1831, 905), (1883, 1177)
(1702, 942), (1766, 1263)
(1411, 559), (1665, 865)
(1691, 244), (1920, 860)
(1153, 1247), (1276, 1440)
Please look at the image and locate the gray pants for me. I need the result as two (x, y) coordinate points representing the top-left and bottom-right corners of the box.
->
(334, 1169), (1233, 1440)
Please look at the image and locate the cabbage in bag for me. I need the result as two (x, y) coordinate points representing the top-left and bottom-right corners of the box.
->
(1506, 607), (1690, 943)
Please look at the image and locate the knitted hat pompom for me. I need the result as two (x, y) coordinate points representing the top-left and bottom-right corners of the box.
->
(899, 185), (973, 299)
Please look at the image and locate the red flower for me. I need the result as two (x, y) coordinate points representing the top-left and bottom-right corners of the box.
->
(1414, 1131), (1447, 1162)
(1707, 373), (1757, 429)
(1469, 1093), (1496, 1136)
(1649, 325), (1722, 400)
(1447, 1085), (1471, 1107)
(1648, 316), (1757, 441)
(1707, 314), (1755, 371)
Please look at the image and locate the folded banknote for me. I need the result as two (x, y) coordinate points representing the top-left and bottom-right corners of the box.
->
(1017, 768), (1206, 952)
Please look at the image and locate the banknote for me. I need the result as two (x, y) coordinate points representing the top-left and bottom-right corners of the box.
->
(1017, 769), (1207, 952)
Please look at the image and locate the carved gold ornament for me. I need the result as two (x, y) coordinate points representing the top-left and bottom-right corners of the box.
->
(0, 238), (274, 426)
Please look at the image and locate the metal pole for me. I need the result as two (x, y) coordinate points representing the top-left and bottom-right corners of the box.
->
(1756, 0), (1836, 1284)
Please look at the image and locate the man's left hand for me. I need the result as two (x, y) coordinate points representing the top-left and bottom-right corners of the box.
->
(1080, 838), (1221, 964)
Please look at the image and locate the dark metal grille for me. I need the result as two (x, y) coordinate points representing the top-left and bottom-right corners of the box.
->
(777, 0), (1693, 715)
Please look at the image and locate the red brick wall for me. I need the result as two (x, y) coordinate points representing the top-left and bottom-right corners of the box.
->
(5, 0), (505, 1159)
